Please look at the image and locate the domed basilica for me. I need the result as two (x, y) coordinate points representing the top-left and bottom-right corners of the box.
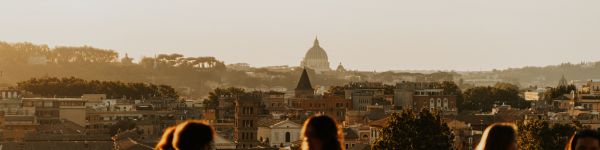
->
(300, 37), (331, 73)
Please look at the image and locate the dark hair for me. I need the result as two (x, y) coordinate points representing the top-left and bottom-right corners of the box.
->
(155, 126), (176, 150)
(475, 123), (517, 150)
(300, 115), (344, 150)
(566, 129), (600, 150)
(173, 120), (215, 150)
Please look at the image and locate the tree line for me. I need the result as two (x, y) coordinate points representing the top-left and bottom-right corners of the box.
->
(327, 81), (529, 112)
(17, 77), (178, 99)
(0, 41), (346, 97)
(517, 119), (581, 150)
(462, 82), (529, 112)
(468, 62), (600, 87)
(372, 109), (584, 150)
(543, 84), (577, 102)
(372, 109), (454, 149)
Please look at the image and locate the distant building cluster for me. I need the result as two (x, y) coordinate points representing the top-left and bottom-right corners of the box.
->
(0, 65), (468, 149)
(197, 68), (461, 150)
(0, 87), (202, 149)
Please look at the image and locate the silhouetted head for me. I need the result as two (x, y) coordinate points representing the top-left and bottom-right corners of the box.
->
(475, 123), (517, 150)
(567, 129), (600, 150)
(154, 126), (175, 150)
(173, 120), (215, 150)
(155, 126), (176, 150)
(300, 115), (344, 150)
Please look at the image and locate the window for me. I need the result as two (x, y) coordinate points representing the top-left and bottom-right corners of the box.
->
(430, 98), (434, 108)
(443, 98), (448, 108)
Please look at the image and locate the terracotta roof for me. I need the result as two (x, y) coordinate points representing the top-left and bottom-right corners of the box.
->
(349, 144), (371, 150)
(368, 117), (389, 128)
(343, 128), (359, 140)
(257, 119), (285, 127)
(117, 137), (154, 150)
(24, 134), (112, 141)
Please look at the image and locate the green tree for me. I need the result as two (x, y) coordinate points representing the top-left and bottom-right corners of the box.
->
(372, 109), (454, 150)
(462, 82), (529, 112)
(326, 86), (345, 96)
(517, 120), (577, 150)
(543, 85), (577, 102)
(203, 87), (246, 108)
(17, 77), (178, 99)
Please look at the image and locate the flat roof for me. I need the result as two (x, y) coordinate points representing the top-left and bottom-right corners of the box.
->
(22, 98), (85, 101)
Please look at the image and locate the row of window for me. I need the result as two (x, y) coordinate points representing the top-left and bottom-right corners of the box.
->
(240, 131), (256, 140)
(87, 116), (141, 121)
(241, 107), (255, 114)
(239, 120), (254, 127)
(356, 99), (371, 104)
(291, 102), (349, 108)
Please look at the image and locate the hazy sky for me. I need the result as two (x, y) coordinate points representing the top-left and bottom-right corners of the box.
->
(1, 0), (599, 71)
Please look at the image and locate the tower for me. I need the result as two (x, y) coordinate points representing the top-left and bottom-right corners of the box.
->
(559, 75), (568, 87)
(295, 68), (314, 98)
(336, 62), (346, 72)
(393, 82), (415, 110)
(121, 53), (134, 65)
(234, 93), (262, 148)
(300, 37), (331, 73)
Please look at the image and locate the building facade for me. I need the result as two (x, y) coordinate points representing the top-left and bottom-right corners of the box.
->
(234, 93), (263, 148)
(257, 119), (302, 147)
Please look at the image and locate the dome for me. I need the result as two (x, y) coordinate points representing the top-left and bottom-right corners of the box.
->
(336, 62), (346, 72)
(304, 38), (329, 60)
(300, 37), (331, 73)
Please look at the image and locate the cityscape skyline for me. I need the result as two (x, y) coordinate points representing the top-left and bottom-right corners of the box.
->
(2, 0), (600, 71)
(2, 1), (600, 149)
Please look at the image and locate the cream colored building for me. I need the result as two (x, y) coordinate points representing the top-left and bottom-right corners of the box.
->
(257, 119), (302, 147)
(22, 98), (86, 126)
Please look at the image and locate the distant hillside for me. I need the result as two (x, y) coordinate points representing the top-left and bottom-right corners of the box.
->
(0, 41), (348, 97)
(460, 62), (600, 87)
(5, 40), (583, 97)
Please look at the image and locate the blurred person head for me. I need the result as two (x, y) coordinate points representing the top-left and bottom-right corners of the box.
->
(566, 129), (600, 150)
(155, 126), (176, 150)
(475, 123), (518, 150)
(173, 120), (215, 150)
(300, 115), (344, 150)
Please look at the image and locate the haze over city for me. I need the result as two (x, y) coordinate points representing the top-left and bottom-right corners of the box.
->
(2, 0), (600, 71)
(5, 1), (600, 150)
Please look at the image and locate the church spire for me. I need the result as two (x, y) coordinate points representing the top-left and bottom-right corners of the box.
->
(295, 68), (315, 98)
(295, 68), (314, 91)
(313, 36), (319, 46)
(559, 75), (568, 87)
